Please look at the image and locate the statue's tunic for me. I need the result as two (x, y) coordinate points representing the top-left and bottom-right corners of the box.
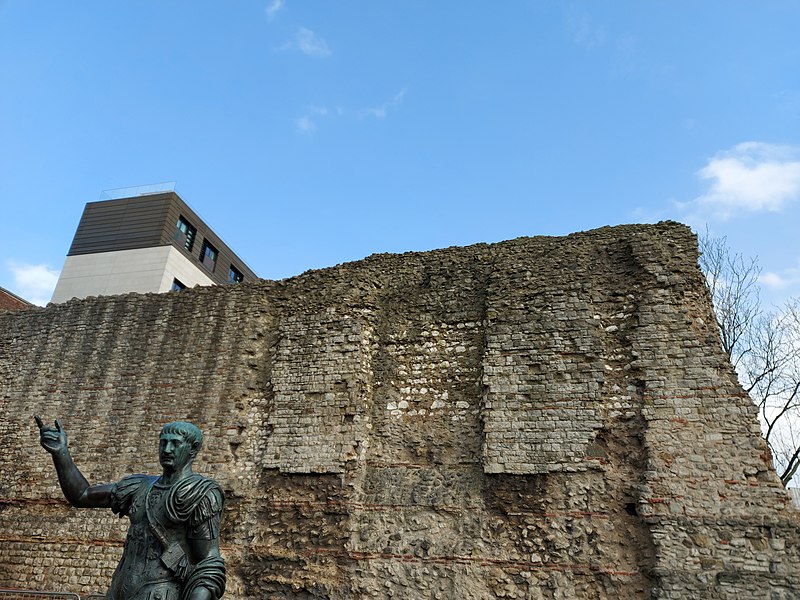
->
(108, 474), (225, 600)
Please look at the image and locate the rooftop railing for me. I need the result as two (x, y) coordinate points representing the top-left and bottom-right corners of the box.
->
(100, 181), (176, 200)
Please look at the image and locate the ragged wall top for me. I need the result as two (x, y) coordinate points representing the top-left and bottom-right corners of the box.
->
(0, 221), (797, 599)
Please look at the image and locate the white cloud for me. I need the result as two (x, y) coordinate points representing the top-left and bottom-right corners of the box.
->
(281, 28), (331, 58)
(630, 204), (671, 223)
(294, 106), (332, 134)
(6, 261), (60, 306)
(361, 88), (407, 119)
(761, 266), (800, 291)
(297, 28), (331, 57)
(773, 89), (800, 114)
(294, 91), (405, 133)
(295, 116), (315, 134)
(694, 142), (800, 219)
(265, 0), (284, 22)
(565, 6), (606, 50)
(761, 272), (791, 290)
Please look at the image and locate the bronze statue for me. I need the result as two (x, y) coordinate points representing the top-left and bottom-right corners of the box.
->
(35, 417), (225, 600)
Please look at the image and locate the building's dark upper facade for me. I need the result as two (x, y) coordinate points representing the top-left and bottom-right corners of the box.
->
(68, 191), (258, 286)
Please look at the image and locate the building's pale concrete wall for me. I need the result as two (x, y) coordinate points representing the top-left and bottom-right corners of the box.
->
(157, 246), (217, 293)
(50, 246), (213, 303)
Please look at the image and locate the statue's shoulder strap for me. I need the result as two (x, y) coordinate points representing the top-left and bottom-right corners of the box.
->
(145, 479), (191, 578)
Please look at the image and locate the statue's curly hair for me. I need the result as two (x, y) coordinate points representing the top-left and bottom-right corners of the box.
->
(160, 421), (203, 452)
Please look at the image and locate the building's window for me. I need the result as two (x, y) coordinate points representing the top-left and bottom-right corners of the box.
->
(171, 278), (186, 292)
(229, 265), (244, 284)
(200, 240), (218, 272)
(175, 217), (197, 253)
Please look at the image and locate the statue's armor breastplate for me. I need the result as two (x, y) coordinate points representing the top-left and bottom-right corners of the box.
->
(108, 481), (184, 600)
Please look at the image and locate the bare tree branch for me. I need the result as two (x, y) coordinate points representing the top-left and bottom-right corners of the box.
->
(699, 232), (800, 488)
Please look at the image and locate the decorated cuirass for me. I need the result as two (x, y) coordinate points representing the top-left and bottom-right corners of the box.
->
(108, 477), (181, 600)
(107, 474), (225, 600)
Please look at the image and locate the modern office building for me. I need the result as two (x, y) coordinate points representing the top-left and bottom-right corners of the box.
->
(50, 187), (258, 303)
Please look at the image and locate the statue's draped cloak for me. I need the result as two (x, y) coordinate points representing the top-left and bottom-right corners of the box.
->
(110, 474), (226, 600)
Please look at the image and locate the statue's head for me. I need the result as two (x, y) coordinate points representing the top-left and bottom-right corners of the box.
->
(159, 421), (203, 473)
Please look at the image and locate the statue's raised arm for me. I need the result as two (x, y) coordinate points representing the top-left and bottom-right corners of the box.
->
(34, 416), (113, 508)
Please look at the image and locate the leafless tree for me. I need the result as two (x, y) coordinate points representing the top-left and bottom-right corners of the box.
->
(699, 233), (800, 487)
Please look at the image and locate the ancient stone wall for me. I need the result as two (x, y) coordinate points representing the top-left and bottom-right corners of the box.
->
(0, 222), (797, 599)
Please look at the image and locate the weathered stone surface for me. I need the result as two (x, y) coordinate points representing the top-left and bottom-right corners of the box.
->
(0, 221), (797, 598)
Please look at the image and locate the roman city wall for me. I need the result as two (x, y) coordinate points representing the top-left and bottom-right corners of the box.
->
(0, 221), (797, 598)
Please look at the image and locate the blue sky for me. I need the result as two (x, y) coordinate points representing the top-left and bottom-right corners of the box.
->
(1, 1), (799, 306)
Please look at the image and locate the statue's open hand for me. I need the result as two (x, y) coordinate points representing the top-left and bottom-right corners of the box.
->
(35, 416), (67, 455)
